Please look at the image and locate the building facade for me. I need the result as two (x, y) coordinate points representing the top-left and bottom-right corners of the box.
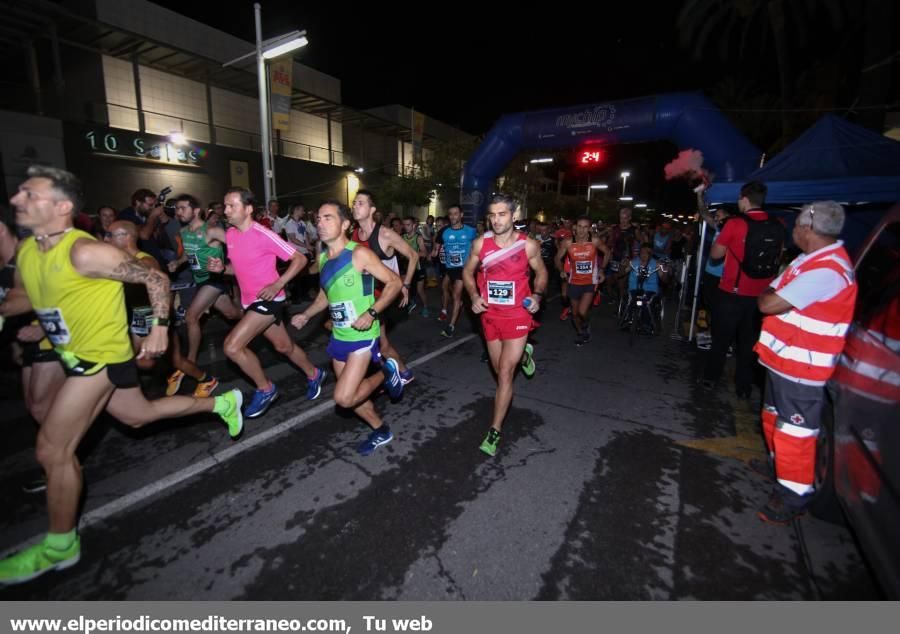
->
(0, 0), (472, 219)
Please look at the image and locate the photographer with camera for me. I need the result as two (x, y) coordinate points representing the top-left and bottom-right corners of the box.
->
(117, 186), (173, 264)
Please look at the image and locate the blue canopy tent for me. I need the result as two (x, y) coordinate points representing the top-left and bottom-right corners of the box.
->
(708, 115), (900, 251)
(708, 114), (900, 205)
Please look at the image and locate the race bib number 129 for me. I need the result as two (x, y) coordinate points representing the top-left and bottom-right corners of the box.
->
(487, 280), (515, 306)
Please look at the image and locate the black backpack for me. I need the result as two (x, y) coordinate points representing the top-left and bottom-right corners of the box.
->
(737, 213), (784, 279)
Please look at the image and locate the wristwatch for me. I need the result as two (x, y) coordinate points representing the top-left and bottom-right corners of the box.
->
(366, 308), (379, 319)
(150, 316), (170, 327)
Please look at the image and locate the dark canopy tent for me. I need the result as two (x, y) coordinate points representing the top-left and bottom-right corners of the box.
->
(708, 115), (900, 252)
(708, 114), (900, 205)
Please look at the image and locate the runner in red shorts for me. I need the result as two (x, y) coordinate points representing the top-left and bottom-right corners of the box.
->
(463, 193), (547, 457)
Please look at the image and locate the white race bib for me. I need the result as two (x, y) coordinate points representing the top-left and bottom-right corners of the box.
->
(575, 260), (593, 275)
(130, 306), (153, 336)
(448, 252), (464, 267)
(487, 280), (515, 306)
(187, 252), (201, 271)
(35, 307), (72, 345)
(329, 300), (358, 329)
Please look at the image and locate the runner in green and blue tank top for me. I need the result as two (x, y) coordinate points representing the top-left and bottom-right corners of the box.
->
(165, 194), (243, 397)
(292, 200), (405, 457)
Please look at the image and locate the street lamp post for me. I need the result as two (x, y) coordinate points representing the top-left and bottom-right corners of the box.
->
(524, 158), (553, 219)
(586, 183), (608, 214)
(223, 3), (308, 206)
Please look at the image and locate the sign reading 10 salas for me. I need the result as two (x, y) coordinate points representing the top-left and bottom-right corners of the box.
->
(84, 128), (206, 167)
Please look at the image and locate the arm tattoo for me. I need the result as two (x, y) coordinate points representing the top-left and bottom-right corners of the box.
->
(109, 259), (171, 318)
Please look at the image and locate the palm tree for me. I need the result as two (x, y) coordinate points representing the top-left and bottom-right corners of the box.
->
(677, 0), (845, 143)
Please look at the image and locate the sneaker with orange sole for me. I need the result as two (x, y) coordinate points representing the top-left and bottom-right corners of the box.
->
(166, 370), (185, 397)
(193, 376), (220, 398)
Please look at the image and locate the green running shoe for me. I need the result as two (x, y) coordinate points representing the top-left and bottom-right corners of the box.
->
(0, 535), (81, 586)
(215, 389), (244, 438)
(520, 343), (536, 378)
(480, 428), (501, 457)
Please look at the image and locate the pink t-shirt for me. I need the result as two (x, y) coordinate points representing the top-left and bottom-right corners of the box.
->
(226, 222), (296, 307)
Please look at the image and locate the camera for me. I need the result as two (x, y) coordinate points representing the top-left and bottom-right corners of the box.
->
(157, 186), (173, 205)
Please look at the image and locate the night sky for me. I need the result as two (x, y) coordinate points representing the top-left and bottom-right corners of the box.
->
(154, 0), (783, 134)
(150, 1), (883, 212)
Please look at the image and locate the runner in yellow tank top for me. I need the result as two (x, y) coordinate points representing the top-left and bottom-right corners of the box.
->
(0, 166), (245, 587)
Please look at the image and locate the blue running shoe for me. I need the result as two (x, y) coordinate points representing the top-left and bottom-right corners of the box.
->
(399, 368), (414, 386)
(306, 367), (327, 400)
(357, 426), (393, 456)
(382, 358), (403, 400)
(244, 383), (278, 418)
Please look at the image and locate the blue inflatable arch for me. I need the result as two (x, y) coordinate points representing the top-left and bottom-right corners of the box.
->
(460, 92), (762, 223)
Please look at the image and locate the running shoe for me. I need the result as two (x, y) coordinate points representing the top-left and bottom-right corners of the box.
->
(438, 309), (448, 322)
(166, 370), (185, 397)
(559, 307), (571, 321)
(244, 383), (278, 418)
(382, 358), (404, 400)
(400, 368), (415, 386)
(214, 389), (244, 438)
(407, 301), (417, 315)
(193, 375), (219, 398)
(357, 426), (393, 456)
(480, 428), (501, 457)
(520, 343), (535, 378)
(0, 535), (81, 586)
(421, 307), (431, 318)
(306, 368), (328, 400)
(440, 324), (455, 338)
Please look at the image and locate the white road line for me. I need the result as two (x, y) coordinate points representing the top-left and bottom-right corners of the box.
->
(2, 334), (479, 557)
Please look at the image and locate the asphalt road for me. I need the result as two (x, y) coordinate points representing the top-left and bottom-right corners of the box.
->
(0, 290), (883, 599)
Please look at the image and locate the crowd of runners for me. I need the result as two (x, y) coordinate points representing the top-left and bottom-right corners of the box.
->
(0, 165), (862, 589)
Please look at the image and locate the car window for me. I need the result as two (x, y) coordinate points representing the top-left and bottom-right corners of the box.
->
(854, 221), (900, 329)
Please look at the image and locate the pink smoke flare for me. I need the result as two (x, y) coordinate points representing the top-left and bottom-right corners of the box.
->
(664, 149), (711, 187)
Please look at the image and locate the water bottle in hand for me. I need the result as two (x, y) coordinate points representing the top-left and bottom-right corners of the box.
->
(523, 297), (533, 310)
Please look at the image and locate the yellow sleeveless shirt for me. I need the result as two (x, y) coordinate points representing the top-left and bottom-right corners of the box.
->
(17, 229), (132, 366)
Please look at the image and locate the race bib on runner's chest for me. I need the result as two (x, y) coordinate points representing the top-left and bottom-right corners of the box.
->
(575, 260), (593, 275)
(487, 280), (515, 306)
(187, 252), (201, 270)
(329, 300), (358, 329)
(35, 307), (71, 345)
(448, 251), (464, 267)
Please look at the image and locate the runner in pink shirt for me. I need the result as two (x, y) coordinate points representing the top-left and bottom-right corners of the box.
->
(207, 188), (327, 418)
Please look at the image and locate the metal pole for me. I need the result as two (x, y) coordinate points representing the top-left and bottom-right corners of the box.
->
(687, 219), (708, 342)
(255, 3), (273, 205)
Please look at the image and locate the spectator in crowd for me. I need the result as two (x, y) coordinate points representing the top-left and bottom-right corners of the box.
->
(118, 187), (171, 263)
(93, 205), (117, 240)
(702, 181), (783, 399)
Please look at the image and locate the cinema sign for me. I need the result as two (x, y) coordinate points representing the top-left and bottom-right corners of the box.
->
(84, 128), (206, 168)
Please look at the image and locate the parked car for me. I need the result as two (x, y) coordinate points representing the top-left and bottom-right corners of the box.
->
(812, 204), (900, 598)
